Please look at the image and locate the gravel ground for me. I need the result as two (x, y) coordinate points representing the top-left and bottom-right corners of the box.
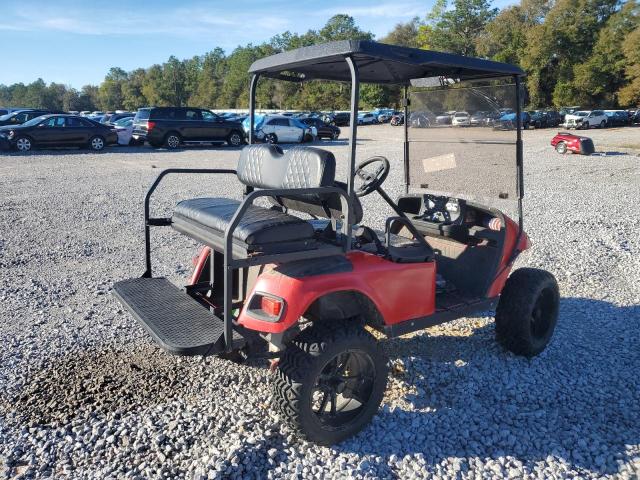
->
(1, 125), (639, 479)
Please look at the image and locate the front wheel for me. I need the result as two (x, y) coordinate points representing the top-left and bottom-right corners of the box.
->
(495, 268), (560, 357)
(273, 320), (388, 445)
(555, 141), (567, 154)
(15, 136), (32, 152)
(582, 121), (590, 130)
(89, 135), (105, 151)
(331, 130), (340, 140)
(265, 133), (278, 144)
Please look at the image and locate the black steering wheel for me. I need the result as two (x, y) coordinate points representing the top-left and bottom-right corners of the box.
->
(354, 156), (390, 197)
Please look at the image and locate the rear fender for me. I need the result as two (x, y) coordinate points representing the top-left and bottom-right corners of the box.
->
(237, 251), (436, 334)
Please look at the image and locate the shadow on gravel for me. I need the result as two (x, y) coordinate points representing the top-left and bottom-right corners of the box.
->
(0, 345), (245, 427)
(342, 297), (640, 477)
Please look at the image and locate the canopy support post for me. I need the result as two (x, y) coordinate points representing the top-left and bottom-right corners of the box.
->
(343, 56), (359, 250)
(248, 74), (259, 145)
(403, 85), (409, 194)
(514, 75), (524, 230)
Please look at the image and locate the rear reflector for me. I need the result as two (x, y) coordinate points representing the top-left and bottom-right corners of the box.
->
(260, 296), (283, 317)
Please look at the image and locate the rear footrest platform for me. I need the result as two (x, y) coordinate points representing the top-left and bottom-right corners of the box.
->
(113, 277), (243, 356)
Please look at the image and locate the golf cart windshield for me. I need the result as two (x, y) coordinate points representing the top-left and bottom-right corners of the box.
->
(408, 81), (520, 217)
(249, 40), (525, 224)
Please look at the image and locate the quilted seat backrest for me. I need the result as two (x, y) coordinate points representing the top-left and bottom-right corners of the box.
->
(236, 144), (363, 223)
(237, 144), (336, 189)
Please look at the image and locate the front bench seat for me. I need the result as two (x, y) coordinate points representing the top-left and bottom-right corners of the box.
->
(172, 144), (351, 255)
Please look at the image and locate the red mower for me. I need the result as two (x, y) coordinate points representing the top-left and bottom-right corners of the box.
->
(551, 132), (595, 155)
(114, 40), (560, 445)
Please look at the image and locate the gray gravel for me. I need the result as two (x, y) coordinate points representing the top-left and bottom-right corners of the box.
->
(1, 126), (639, 479)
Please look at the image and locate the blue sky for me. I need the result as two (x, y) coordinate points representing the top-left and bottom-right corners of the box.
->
(0, 0), (514, 88)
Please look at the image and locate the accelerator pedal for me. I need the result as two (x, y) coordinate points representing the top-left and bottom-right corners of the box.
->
(113, 277), (242, 356)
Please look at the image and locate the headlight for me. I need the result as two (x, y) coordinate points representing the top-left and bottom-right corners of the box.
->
(7, 130), (15, 139)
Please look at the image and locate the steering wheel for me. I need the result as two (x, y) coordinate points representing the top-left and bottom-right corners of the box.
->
(354, 156), (390, 197)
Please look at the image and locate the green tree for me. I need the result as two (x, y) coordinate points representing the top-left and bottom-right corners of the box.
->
(571, 0), (639, 106)
(190, 48), (226, 108)
(98, 67), (128, 110)
(122, 68), (147, 110)
(618, 25), (640, 106)
(418, 0), (498, 55)
(522, 0), (620, 107)
(382, 18), (421, 47)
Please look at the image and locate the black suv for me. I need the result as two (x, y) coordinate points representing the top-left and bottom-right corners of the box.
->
(0, 109), (64, 127)
(132, 107), (245, 149)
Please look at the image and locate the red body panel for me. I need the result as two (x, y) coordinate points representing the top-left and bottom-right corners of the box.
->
(550, 133), (586, 154)
(237, 251), (436, 333)
(190, 215), (529, 334)
(486, 215), (529, 297)
(190, 246), (210, 285)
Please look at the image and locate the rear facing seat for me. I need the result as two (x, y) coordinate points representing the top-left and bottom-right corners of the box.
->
(171, 144), (352, 255)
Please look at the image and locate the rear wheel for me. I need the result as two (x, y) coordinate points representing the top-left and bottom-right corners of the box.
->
(495, 268), (560, 357)
(89, 135), (105, 151)
(273, 320), (388, 445)
(582, 121), (590, 130)
(15, 136), (32, 152)
(265, 133), (278, 144)
(164, 132), (181, 149)
(227, 130), (243, 147)
(555, 141), (567, 154)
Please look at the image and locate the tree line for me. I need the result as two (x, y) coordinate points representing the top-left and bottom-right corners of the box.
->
(1, 1), (638, 113)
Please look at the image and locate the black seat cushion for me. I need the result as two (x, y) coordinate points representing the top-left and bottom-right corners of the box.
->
(172, 197), (315, 246)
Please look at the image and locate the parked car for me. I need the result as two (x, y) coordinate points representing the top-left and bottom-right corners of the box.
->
(132, 107), (245, 149)
(631, 110), (640, 124)
(564, 110), (607, 129)
(357, 112), (378, 125)
(390, 113), (404, 126)
(324, 111), (350, 126)
(494, 111), (530, 130)
(529, 110), (562, 128)
(113, 117), (135, 145)
(452, 111), (471, 126)
(300, 117), (340, 140)
(435, 112), (453, 125)
(559, 106), (581, 122)
(409, 111), (434, 128)
(374, 109), (395, 123)
(0, 109), (63, 127)
(250, 115), (315, 144)
(0, 114), (118, 152)
(604, 110), (631, 127)
(102, 112), (134, 125)
(470, 111), (489, 126)
(0, 107), (33, 116)
(551, 132), (595, 155)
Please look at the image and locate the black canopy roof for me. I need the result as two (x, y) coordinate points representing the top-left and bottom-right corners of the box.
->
(249, 40), (524, 85)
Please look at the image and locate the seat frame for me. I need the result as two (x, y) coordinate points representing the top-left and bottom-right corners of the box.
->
(141, 167), (353, 351)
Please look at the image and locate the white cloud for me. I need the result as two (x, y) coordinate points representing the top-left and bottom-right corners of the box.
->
(0, 3), (291, 40)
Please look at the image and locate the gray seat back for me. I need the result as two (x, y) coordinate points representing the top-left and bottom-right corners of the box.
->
(237, 144), (363, 223)
(237, 144), (335, 189)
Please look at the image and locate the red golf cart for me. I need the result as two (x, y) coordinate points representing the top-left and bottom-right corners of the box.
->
(113, 40), (559, 445)
(551, 132), (595, 155)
